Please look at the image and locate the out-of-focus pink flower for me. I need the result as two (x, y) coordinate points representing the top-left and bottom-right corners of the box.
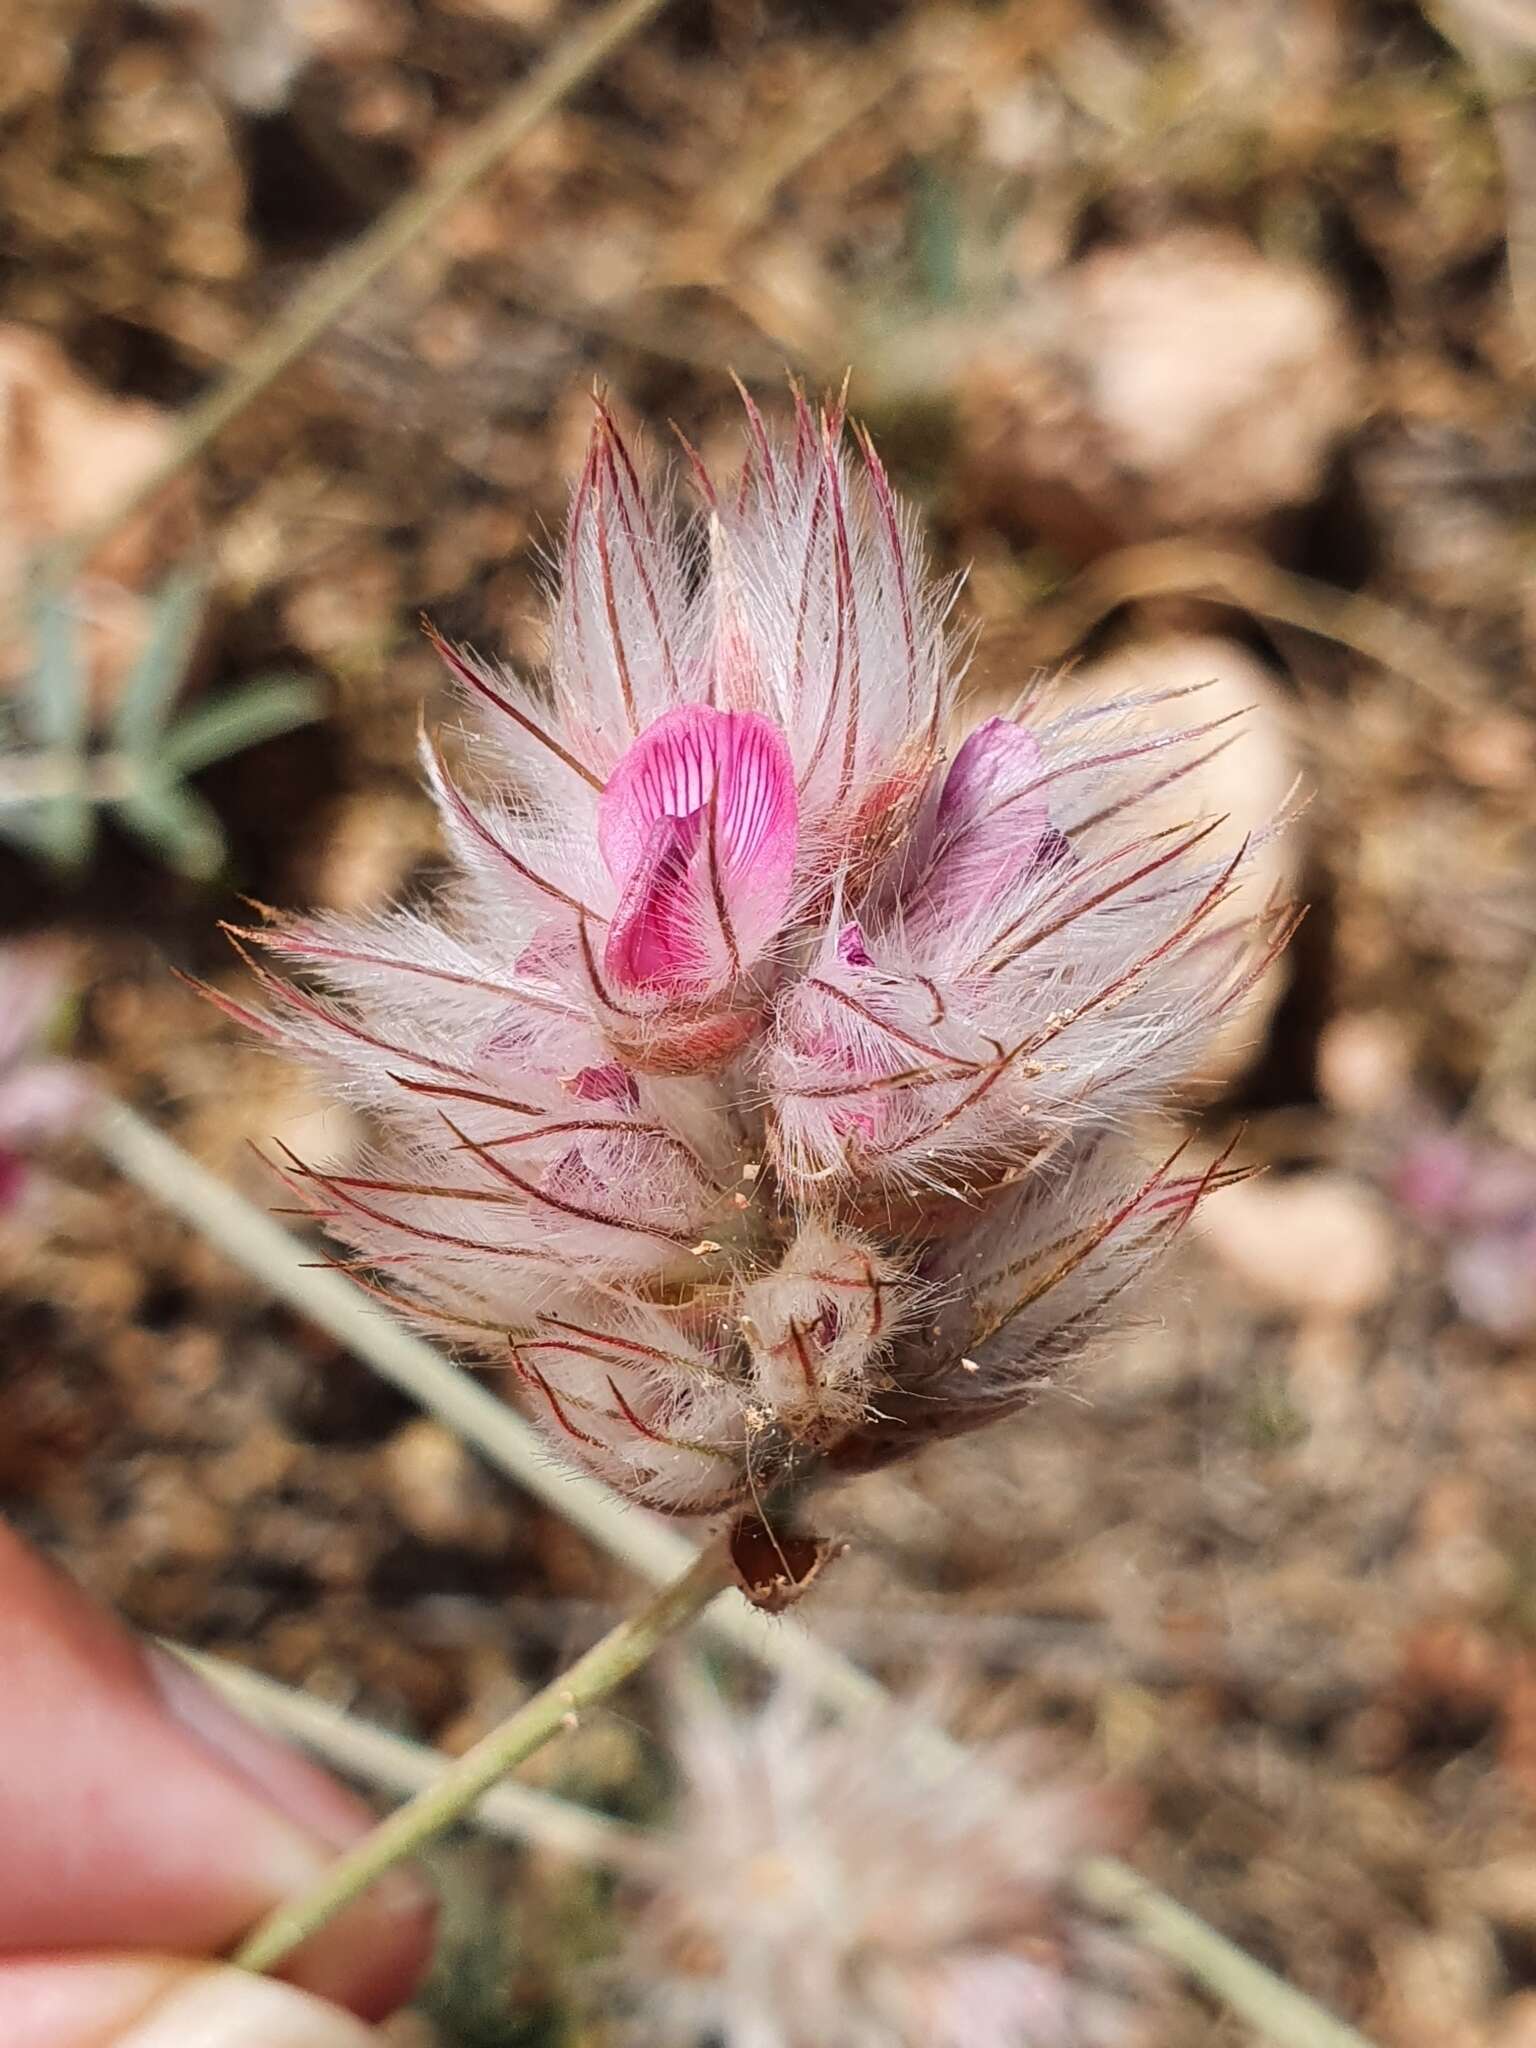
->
(617, 1683), (1157, 2048)
(224, 393), (1284, 1512)
(0, 951), (89, 1210)
(1394, 1125), (1536, 1341)
(905, 714), (1054, 934)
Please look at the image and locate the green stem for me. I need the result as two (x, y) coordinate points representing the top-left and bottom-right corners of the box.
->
(47, 0), (674, 585)
(231, 1535), (734, 1976)
(166, 1641), (656, 1870)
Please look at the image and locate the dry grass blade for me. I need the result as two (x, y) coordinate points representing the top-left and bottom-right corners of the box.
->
(231, 1538), (737, 1976)
(1490, 94), (1536, 367)
(49, 0), (679, 583)
(1026, 540), (1488, 711)
(1426, 0), (1536, 369)
(163, 1642), (656, 1869)
(673, 30), (914, 264)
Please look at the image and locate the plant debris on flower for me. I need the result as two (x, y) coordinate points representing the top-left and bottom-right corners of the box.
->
(220, 392), (1288, 1515)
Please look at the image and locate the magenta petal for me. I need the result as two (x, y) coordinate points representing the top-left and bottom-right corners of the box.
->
(605, 810), (706, 986)
(937, 716), (1047, 839)
(564, 1060), (640, 1106)
(836, 920), (874, 967)
(913, 717), (1050, 926)
(600, 705), (797, 991)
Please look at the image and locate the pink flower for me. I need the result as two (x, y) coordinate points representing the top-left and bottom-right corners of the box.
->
(1394, 1124), (1536, 1341)
(227, 393), (1282, 1512)
(905, 714), (1055, 934)
(0, 950), (89, 1210)
(616, 1682), (1157, 2048)
(599, 705), (798, 995)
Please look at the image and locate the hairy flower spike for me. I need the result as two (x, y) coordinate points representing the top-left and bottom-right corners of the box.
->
(233, 393), (1281, 1512)
(616, 1683), (1157, 2048)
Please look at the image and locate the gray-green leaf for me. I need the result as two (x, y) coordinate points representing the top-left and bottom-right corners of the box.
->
(111, 568), (209, 754)
(160, 674), (322, 777)
(16, 591), (93, 867)
(0, 800), (99, 870)
(111, 778), (228, 879)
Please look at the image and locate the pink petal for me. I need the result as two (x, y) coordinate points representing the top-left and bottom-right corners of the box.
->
(1393, 1135), (1473, 1223)
(605, 810), (707, 987)
(836, 921), (874, 967)
(911, 717), (1051, 928)
(0, 1063), (91, 1147)
(599, 705), (797, 992)
(563, 1060), (639, 1106)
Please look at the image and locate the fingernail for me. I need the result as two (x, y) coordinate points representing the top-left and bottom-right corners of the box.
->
(146, 1649), (377, 1855)
(112, 1970), (380, 2046)
(146, 1649), (437, 2016)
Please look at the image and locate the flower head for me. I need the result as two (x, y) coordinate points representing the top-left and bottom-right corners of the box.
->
(228, 391), (1283, 1511)
(617, 1683), (1156, 2048)
(0, 949), (89, 1211)
(1394, 1122), (1536, 1341)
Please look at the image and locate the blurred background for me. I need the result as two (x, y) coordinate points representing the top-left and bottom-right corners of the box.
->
(3, 0), (1536, 2041)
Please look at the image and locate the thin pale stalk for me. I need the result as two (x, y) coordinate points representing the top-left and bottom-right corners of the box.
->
(92, 1098), (1377, 2047)
(164, 1642), (656, 1871)
(1027, 539), (1485, 712)
(1074, 1859), (1373, 2048)
(1469, 947), (1536, 1121)
(48, 0), (674, 584)
(231, 1535), (734, 1976)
